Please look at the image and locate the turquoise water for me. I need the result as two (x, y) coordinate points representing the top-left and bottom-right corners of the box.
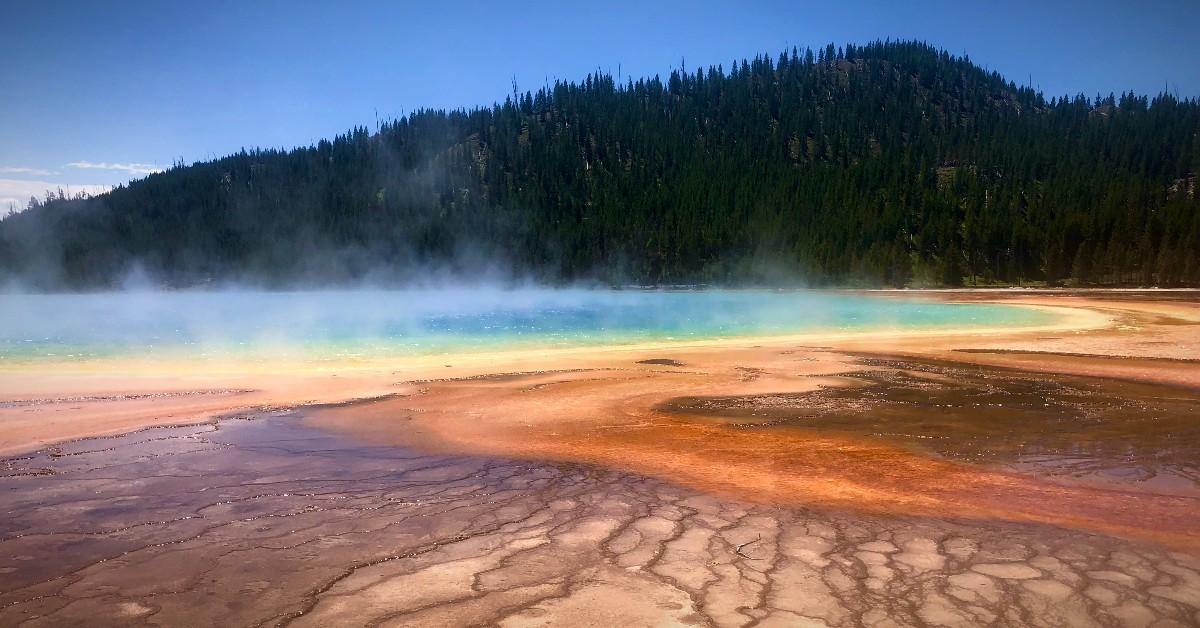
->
(0, 289), (1054, 365)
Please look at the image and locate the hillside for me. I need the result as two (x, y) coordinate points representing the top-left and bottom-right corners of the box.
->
(2, 40), (1198, 289)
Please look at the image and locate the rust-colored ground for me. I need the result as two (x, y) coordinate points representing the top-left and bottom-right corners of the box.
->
(306, 345), (1200, 550)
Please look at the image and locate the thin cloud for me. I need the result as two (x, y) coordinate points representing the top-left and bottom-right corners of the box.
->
(0, 178), (112, 214)
(67, 161), (164, 176)
(0, 166), (59, 176)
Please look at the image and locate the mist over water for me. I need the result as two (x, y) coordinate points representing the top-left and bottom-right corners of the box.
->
(0, 289), (1052, 365)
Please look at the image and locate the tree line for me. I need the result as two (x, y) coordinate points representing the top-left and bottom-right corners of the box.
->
(2, 40), (1197, 289)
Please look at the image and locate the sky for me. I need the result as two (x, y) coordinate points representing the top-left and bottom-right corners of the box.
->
(1, 0), (1197, 211)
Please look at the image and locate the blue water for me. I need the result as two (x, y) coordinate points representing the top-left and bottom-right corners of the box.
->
(0, 289), (1054, 364)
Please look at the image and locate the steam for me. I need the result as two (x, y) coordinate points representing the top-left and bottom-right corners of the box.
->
(0, 114), (822, 292)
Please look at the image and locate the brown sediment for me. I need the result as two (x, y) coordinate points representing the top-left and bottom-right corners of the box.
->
(659, 355), (1200, 488)
(952, 348), (1200, 365)
(636, 358), (687, 366)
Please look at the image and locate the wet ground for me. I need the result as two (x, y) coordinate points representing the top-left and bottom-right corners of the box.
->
(2, 401), (1200, 626)
(661, 356), (1200, 497)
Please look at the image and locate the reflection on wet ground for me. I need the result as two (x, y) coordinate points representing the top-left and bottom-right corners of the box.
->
(661, 356), (1200, 496)
(2, 408), (1200, 626)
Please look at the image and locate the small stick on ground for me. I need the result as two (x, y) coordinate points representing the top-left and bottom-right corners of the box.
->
(735, 534), (762, 560)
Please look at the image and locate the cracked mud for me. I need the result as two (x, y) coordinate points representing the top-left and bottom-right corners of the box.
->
(1, 413), (1198, 628)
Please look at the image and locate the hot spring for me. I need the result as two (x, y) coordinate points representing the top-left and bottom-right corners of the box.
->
(0, 289), (1056, 369)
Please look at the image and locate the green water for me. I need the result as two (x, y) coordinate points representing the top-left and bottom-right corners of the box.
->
(0, 289), (1054, 365)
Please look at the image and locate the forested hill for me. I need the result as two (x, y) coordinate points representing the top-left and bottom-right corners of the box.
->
(3, 40), (1198, 289)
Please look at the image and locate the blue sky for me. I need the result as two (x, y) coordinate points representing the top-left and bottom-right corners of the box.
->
(1, 0), (1197, 210)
